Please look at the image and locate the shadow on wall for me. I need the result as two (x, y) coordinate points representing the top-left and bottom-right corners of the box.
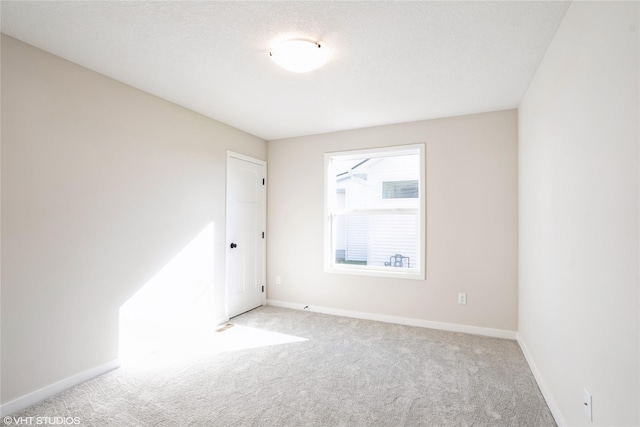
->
(119, 223), (218, 365)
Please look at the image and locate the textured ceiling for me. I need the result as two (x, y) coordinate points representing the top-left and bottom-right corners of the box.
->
(1, 1), (570, 141)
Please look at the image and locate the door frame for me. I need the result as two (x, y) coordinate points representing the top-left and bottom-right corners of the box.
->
(225, 151), (267, 320)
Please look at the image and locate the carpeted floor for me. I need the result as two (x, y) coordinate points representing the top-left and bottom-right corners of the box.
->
(5, 306), (556, 426)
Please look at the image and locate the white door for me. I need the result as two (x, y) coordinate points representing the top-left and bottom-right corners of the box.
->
(226, 153), (266, 318)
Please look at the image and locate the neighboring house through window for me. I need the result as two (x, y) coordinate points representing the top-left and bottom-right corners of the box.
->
(325, 144), (425, 279)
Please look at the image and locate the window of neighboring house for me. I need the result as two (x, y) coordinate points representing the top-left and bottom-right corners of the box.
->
(324, 144), (425, 280)
(382, 180), (419, 199)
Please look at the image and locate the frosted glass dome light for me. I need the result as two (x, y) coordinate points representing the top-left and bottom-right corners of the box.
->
(269, 40), (328, 73)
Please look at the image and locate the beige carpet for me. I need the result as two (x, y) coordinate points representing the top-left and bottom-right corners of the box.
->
(5, 306), (556, 426)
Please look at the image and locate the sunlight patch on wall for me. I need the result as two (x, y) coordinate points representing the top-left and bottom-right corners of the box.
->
(119, 223), (217, 365)
(119, 223), (307, 369)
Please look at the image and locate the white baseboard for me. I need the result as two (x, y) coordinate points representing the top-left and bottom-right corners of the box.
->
(517, 335), (566, 426)
(213, 316), (230, 327)
(0, 358), (121, 417)
(266, 299), (517, 340)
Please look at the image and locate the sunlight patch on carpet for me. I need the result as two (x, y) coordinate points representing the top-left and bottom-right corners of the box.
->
(120, 323), (307, 369)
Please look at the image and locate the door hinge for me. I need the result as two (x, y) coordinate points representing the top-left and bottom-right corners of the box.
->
(262, 178), (265, 185)
(262, 231), (265, 239)
(262, 286), (264, 293)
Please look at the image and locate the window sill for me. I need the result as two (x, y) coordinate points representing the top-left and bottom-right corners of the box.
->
(325, 265), (425, 280)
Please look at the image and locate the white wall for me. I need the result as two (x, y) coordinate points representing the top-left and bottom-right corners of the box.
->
(0, 35), (266, 405)
(518, 2), (639, 426)
(267, 110), (518, 332)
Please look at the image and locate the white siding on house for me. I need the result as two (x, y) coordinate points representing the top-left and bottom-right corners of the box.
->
(345, 215), (369, 261)
(369, 214), (418, 267)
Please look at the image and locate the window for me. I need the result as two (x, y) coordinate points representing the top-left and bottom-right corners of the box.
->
(382, 180), (419, 199)
(325, 144), (425, 279)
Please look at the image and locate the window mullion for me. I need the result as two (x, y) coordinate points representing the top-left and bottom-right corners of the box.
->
(332, 208), (419, 216)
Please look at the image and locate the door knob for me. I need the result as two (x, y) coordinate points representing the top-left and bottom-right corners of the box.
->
(230, 243), (237, 249)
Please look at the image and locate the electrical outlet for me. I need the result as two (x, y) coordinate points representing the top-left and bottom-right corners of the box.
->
(458, 292), (467, 304)
(583, 389), (592, 422)
(275, 276), (281, 285)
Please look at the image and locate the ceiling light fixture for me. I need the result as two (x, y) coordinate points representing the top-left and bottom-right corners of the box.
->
(269, 39), (328, 73)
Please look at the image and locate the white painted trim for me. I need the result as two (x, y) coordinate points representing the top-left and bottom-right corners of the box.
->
(213, 316), (230, 327)
(266, 299), (517, 340)
(227, 150), (266, 167)
(517, 335), (566, 427)
(0, 359), (120, 417)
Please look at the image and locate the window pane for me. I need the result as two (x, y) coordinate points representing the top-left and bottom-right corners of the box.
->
(334, 213), (419, 268)
(333, 154), (419, 210)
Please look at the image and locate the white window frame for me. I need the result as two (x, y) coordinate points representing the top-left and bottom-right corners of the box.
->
(324, 143), (426, 280)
